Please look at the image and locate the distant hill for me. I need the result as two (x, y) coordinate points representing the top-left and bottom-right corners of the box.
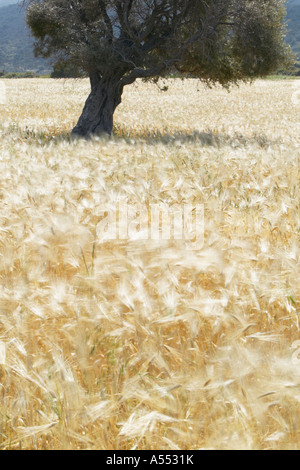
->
(287, 1), (300, 58)
(0, 1), (299, 75)
(0, 3), (51, 74)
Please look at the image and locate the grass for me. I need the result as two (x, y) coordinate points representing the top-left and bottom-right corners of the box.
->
(0, 77), (299, 450)
(265, 74), (300, 80)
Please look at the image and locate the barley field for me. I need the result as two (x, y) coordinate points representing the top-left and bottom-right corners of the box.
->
(0, 78), (299, 450)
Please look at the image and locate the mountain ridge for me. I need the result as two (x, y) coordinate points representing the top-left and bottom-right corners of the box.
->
(0, 3), (51, 73)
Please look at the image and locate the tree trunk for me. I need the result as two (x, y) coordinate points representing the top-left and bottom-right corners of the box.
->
(72, 73), (124, 137)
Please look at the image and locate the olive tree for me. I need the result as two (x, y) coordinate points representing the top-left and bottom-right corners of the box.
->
(26, 0), (293, 137)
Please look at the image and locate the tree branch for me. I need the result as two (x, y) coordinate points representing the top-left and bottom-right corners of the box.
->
(121, 58), (180, 86)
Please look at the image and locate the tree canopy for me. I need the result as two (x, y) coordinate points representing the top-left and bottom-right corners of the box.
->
(26, 0), (294, 136)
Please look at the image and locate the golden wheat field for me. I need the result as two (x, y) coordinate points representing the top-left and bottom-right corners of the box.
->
(0, 77), (299, 450)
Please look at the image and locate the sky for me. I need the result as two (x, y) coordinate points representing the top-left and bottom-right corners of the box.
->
(0, 0), (19, 7)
